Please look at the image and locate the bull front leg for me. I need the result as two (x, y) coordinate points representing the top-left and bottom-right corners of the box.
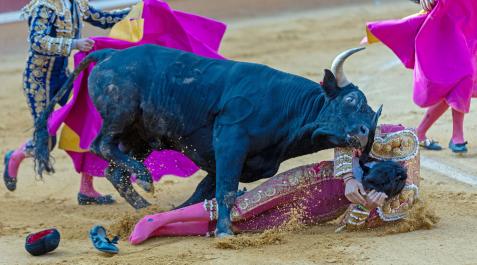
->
(213, 124), (248, 237)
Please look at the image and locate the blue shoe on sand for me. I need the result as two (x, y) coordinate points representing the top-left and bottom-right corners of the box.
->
(25, 228), (61, 256)
(89, 225), (120, 254)
(419, 139), (442, 151)
(449, 140), (468, 153)
(77, 193), (116, 205)
(3, 150), (16, 191)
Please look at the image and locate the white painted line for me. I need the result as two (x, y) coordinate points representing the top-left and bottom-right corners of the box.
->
(381, 58), (401, 71)
(0, 0), (139, 25)
(90, 0), (139, 9)
(0, 11), (21, 24)
(421, 156), (477, 186)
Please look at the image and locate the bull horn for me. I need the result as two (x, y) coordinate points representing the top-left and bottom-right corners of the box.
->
(362, 104), (383, 156)
(331, 47), (366, 88)
(372, 105), (383, 127)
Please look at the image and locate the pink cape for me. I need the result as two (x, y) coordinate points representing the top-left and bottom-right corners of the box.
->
(366, 0), (477, 113)
(47, 0), (227, 180)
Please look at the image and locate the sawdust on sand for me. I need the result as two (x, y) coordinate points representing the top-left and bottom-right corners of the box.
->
(381, 199), (439, 235)
(215, 207), (306, 250)
(109, 205), (170, 239)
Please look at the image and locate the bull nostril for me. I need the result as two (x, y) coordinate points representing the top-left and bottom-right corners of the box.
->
(360, 126), (369, 135)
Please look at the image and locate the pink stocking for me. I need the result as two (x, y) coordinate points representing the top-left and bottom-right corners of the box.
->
(79, 173), (102, 198)
(8, 142), (31, 178)
(129, 203), (210, 245)
(151, 221), (211, 237)
(416, 100), (449, 141)
(451, 109), (465, 144)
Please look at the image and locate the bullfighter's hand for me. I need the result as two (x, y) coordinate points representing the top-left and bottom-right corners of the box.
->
(421, 0), (437, 12)
(353, 149), (362, 157)
(345, 178), (367, 205)
(365, 190), (388, 209)
(74, 38), (95, 52)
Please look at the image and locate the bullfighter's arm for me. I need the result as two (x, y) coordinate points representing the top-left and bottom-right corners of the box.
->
(83, 5), (131, 29)
(334, 147), (354, 182)
(28, 5), (73, 57)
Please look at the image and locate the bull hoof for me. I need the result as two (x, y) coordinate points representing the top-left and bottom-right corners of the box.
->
(136, 179), (154, 194)
(123, 188), (151, 209)
(132, 198), (151, 209)
(105, 167), (151, 209)
(77, 193), (116, 205)
(215, 220), (234, 237)
(216, 232), (234, 238)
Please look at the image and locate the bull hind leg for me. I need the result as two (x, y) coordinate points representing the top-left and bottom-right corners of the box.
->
(176, 173), (216, 209)
(91, 131), (153, 208)
(92, 131), (153, 192)
(106, 166), (150, 209)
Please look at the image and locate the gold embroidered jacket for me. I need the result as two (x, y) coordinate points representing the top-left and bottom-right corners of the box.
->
(23, 0), (130, 57)
(22, 0), (130, 118)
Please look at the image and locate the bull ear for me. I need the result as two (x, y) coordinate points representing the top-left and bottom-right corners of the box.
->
(322, 69), (340, 98)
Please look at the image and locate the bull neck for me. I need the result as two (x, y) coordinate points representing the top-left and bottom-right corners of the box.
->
(285, 80), (326, 127)
(279, 78), (327, 147)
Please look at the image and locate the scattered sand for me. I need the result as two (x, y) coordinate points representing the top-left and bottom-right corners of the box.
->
(215, 207), (306, 249)
(382, 199), (439, 235)
(215, 230), (286, 250)
(109, 205), (169, 239)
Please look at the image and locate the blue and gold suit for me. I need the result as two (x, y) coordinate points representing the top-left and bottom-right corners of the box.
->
(22, 0), (130, 120)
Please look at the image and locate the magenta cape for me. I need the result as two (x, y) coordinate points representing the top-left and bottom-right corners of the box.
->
(47, 0), (227, 180)
(366, 0), (477, 113)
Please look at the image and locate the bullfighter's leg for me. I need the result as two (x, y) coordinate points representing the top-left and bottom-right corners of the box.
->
(90, 131), (154, 193)
(77, 172), (116, 205)
(177, 174), (216, 208)
(129, 202), (209, 244)
(105, 165), (151, 209)
(3, 141), (32, 191)
(213, 125), (248, 237)
(151, 222), (210, 237)
(4, 136), (56, 191)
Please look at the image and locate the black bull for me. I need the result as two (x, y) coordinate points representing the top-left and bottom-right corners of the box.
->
(34, 44), (381, 236)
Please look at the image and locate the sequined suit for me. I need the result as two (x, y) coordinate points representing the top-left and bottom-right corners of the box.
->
(334, 124), (420, 230)
(22, 0), (130, 120)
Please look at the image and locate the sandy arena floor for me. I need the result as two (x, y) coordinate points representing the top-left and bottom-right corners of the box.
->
(1, 1), (477, 264)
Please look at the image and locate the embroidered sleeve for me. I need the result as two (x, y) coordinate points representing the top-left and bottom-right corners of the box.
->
(83, 5), (131, 29)
(334, 147), (354, 178)
(29, 5), (73, 57)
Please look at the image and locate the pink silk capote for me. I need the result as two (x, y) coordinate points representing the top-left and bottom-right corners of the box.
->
(366, 0), (477, 113)
(46, 0), (227, 180)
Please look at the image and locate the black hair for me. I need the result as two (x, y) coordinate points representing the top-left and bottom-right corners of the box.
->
(361, 161), (408, 198)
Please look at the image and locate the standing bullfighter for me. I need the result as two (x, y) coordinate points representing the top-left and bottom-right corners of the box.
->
(3, 0), (130, 204)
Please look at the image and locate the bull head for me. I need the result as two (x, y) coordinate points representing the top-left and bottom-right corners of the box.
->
(311, 47), (380, 150)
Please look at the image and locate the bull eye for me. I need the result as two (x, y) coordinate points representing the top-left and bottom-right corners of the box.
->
(344, 96), (357, 106)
